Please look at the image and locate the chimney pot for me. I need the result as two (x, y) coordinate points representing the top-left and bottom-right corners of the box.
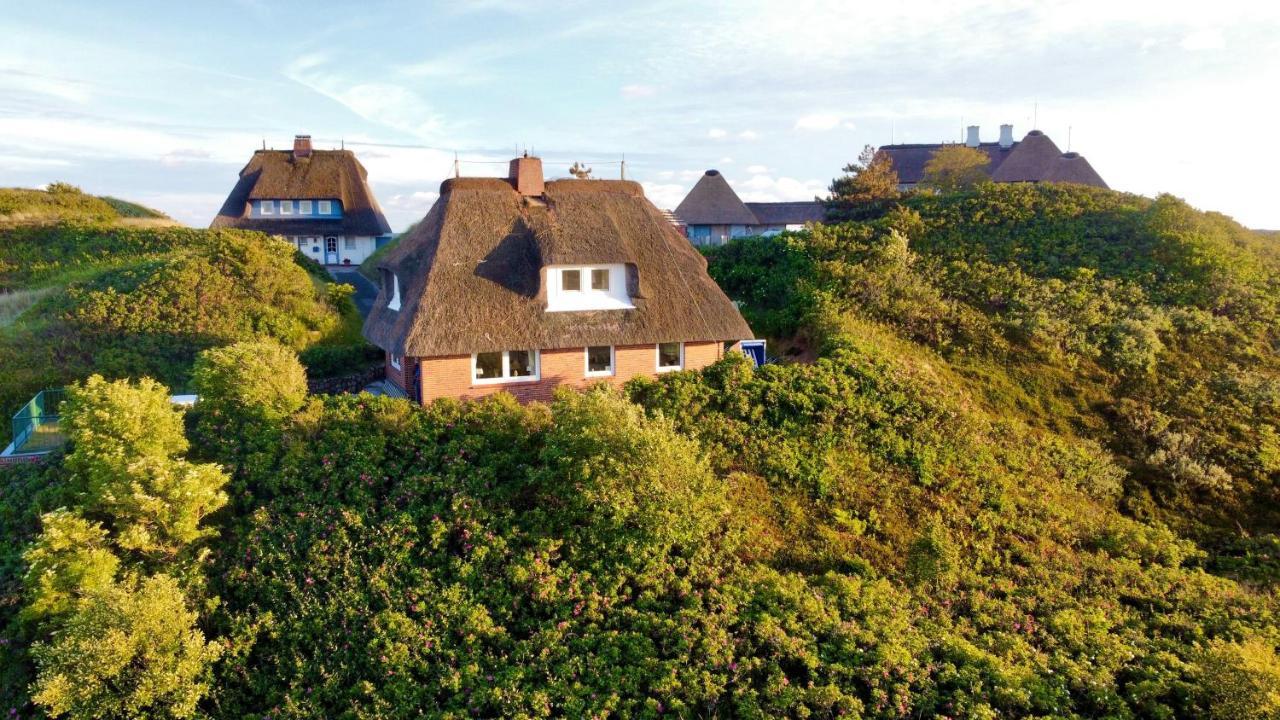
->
(965, 125), (980, 148)
(509, 155), (544, 196)
(998, 124), (1014, 149)
(293, 134), (313, 159)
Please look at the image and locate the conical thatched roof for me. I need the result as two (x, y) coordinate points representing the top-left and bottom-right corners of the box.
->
(988, 130), (1063, 182)
(211, 149), (392, 236)
(674, 170), (758, 225)
(1041, 152), (1109, 188)
(364, 177), (753, 357)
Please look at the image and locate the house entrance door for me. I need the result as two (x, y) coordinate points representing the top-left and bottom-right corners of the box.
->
(324, 236), (339, 265)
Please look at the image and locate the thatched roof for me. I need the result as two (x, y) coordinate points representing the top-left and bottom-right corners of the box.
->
(364, 176), (753, 357)
(674, 170), (758, 225)
(880, 129), (1107, 189)
(211, 148), (392, 236)
(745, 201), (825, 225)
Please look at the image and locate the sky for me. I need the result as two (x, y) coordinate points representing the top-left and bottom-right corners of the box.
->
(2, 0), (1279, 231)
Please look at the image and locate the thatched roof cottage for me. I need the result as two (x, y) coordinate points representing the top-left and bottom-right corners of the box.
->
(212, 135), (393, 266)
(363, 155), (754, 403)
(879, 125), (1107, 191)
(674, 170), (825, 246)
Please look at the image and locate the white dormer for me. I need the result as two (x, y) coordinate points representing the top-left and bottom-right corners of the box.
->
(545, 264), (633, 312)
(387, 273), (401, 311)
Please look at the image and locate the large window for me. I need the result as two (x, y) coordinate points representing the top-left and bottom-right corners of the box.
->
(585, 345), (614, 376)
(260, 200), (273, 215)
(657, 342), (683, 372)
(473, 350), (539, 384)
(299, 200), (313, 214)
(318, 200), (333, 214)
(545, 264), (633, 312)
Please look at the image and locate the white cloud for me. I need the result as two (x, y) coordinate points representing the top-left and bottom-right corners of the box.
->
(734, 174), (826, 202)
(719, 156), (734, 164)
(621, 83), (657, 98)
(708, 127), (727, 139)
(639, 181), (686, 210)
(795, 113), (857, 131)
(746, 164), (768, 174)
(285, 55), (446, 139)
(1181, 28), (1225, 51)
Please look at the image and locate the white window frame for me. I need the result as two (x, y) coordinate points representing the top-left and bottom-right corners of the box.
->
(260, 200), (273, 215)
(545, 264), (634, 312)
(387, 274), (401, 311)
(590, 268), (610, 291)
(562, 268), (582, 292)
(318, 200), (333, 215)
(584, 345), (615, 377)
(390, 354), (402, 370)
(472, 350), (541, 385)
(656, 342), (684, 372)
(280, 200), (293, 215)
(299, 200), (313, 215)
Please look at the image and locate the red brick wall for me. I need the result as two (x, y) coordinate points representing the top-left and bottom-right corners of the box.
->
(412, 341), (725, 404)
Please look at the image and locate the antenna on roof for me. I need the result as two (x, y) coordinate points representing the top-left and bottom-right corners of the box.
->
(620, 153), (626, 180)
(261, 138), (266, 151)
(454, 152), (460, 179)
(890, 120), (895, 145)
(341, 137), (345, 150)
(1067, 125), (1073, 152)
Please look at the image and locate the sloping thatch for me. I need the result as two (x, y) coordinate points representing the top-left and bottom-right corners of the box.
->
(744, 201), (825, 225)
(673, 170), (758, 225)
(211, 149), (392, 236)
(364, 177), (754, 357)
(881, 130), (1107, 189)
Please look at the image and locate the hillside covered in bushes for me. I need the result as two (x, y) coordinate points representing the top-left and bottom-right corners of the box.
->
(2, 183), (1279, 719)
(0, 185), (370, 443)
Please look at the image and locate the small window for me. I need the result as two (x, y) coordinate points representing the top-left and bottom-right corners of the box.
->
(299, 200), (313, 214)
(390, 354), (402, 370)
(562, 269), (581, 291)
(586, 345), (614, 376)
(280, 200), (293, 215)
(473, 350), (540, 383)
(260, 200), (273, 215)
(387, 274), (401, 311)
(474, 352), (503, 380)
(591, 268), (609, 291)
(345, 237), (356, 249)
(657, 342), (683, 371)
(318, 200), (332, 214)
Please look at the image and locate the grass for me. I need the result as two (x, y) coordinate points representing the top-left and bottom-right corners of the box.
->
(0, 287), (56, 328)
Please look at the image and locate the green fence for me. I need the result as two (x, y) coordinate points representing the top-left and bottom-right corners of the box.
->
(11, 389), (66, 454)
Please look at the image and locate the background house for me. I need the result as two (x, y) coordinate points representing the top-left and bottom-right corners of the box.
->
(363, 155), (753, 403)
(211, 135), (393, 265)
(674, 170), (824, 246)
(879, 125), (1108, 191)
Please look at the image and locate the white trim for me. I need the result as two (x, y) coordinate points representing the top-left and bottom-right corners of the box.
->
(656, 342), (684, 372)
(472, 349), (541, 385)
(317, 200), (333, 214)
(299, 199), (313, 214)
(280, 200), (293, 215)
(387, 274), (401, 311)
(390, 354), (402, 370)
(584, 345), (615, 377)
(545, 264), (634, 312)
(260, 200), (273, 215)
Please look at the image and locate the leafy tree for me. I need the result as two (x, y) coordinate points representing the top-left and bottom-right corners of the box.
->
(921, 145), (990, 193)
(191, 339), (308, 422)
(62, 375), (189, 476)
(1198, 637), (1280, 720)
(30, 574), (222, 720)
(21, 510), (119, 622)
(826, 144), (900, 221)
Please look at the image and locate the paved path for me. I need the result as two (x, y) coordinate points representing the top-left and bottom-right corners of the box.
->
(327, 267), (377, 319)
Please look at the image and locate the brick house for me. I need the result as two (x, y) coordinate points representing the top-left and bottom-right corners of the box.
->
(362, 155), (754, 403)
(211, 135), (394, 265)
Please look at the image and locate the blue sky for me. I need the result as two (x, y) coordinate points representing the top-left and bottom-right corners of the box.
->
(3, 0), (1279, 230)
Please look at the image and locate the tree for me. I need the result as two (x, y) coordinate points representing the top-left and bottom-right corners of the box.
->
(826, 144), (900, 221)
(30, 574), (222, 720)
(62, 375), (189, 482)
(191, 340), (308, 422)
(920, 145), (990, 193)
(1198, 637), (1280, 720)
(22, 510), (120, 622)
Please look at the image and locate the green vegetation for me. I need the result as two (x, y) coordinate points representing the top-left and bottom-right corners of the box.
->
(2, 182), (1279, 717)
(0, 187), (374, 441)
(920, 145), (991, 192)
(0, 184), (168, 226)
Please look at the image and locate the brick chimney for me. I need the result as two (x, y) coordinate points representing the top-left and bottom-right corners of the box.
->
(998, 124), (1014, 149)
(965, 125), (981, 148)
(509, 153), (544, 196)
(293, 134), (313, 159)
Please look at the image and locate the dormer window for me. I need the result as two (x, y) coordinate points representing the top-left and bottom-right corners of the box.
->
(280, 200), (293, 215)
(299, 200), (313, 214)
(260, 200), (273, 215)
(318, 200), (333, 215)
(546, 264), (633, 312)
(387, 273), (401, 311)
